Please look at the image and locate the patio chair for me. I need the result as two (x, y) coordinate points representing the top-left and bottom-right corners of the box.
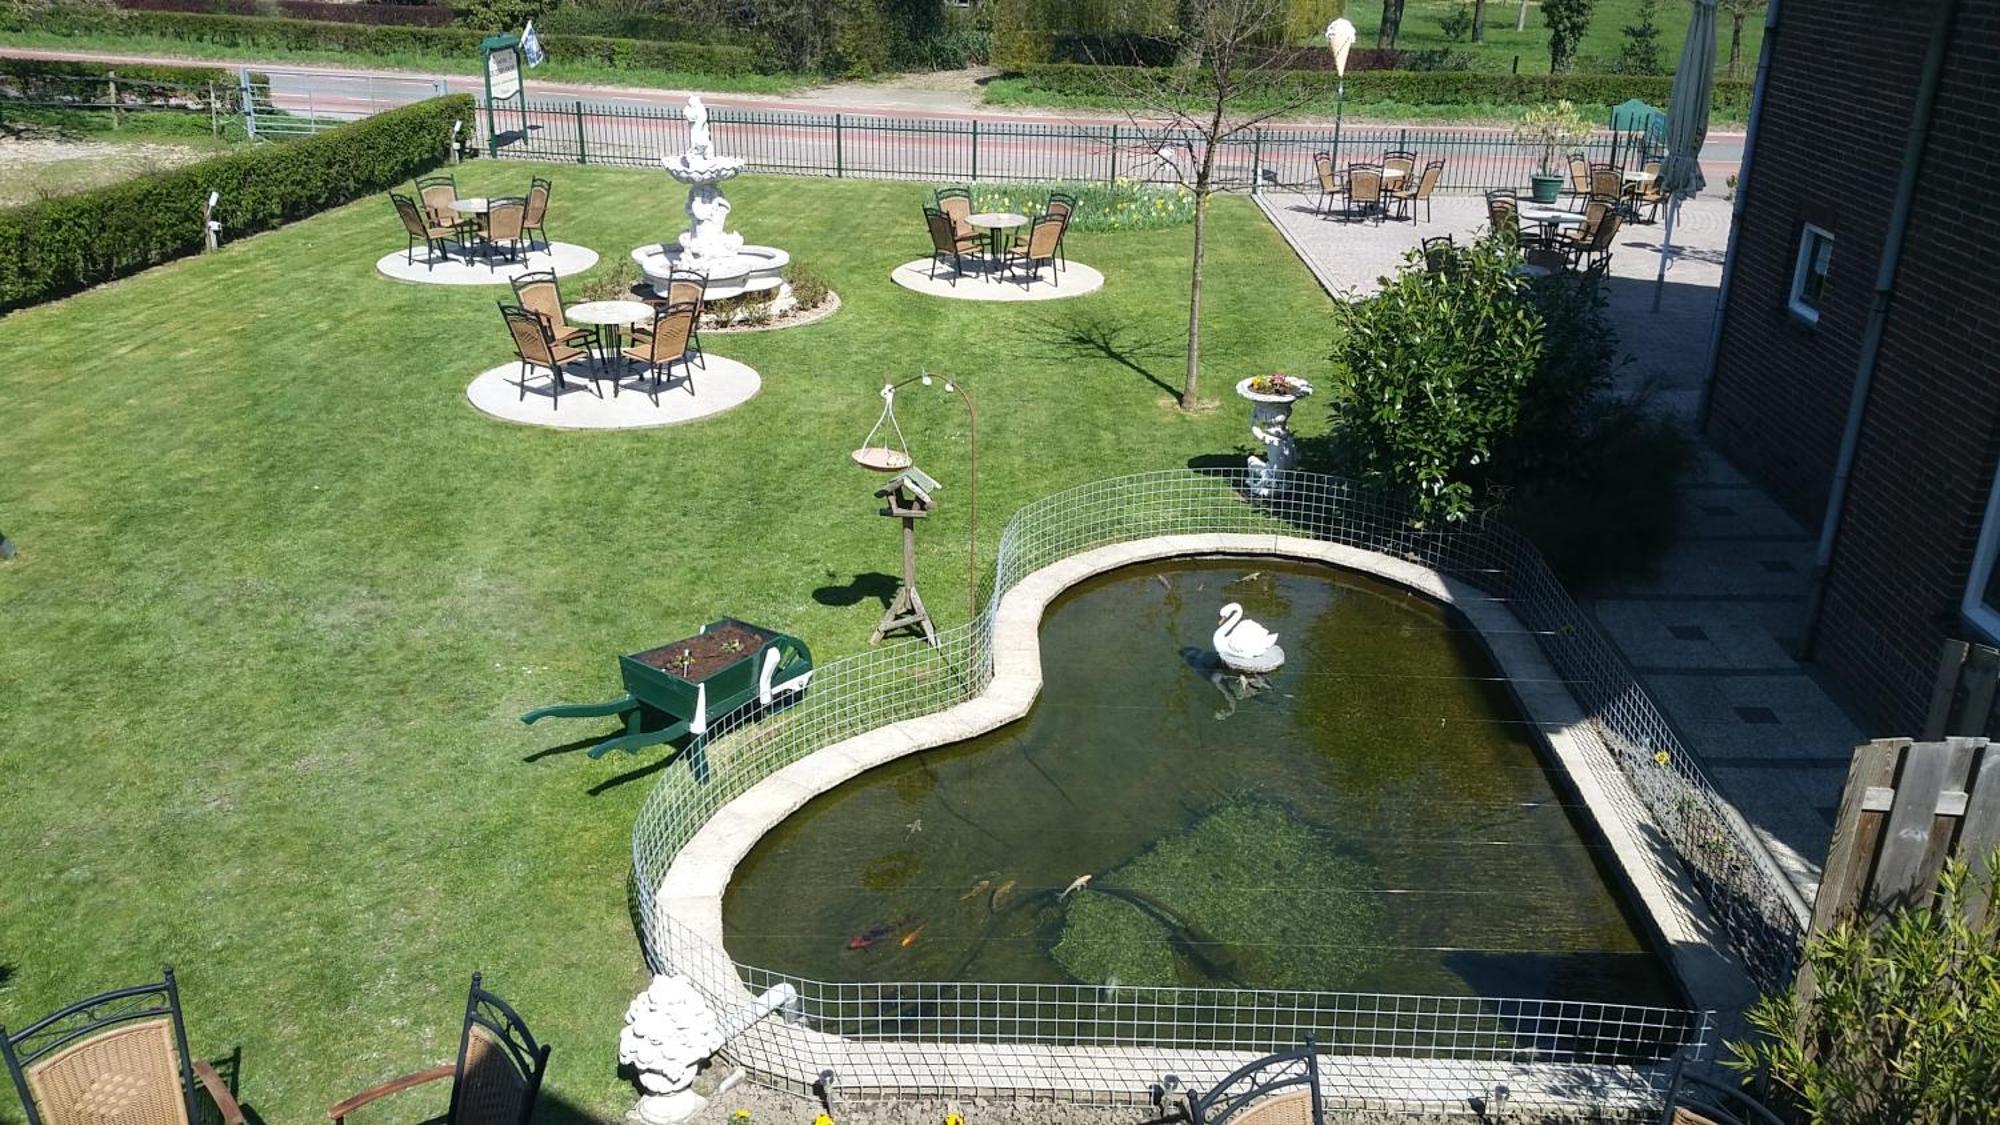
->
(1380, 148), (1416, 194)
(1184, 1038), (1323, 1125)
(1420, 234), (1456, 274)
(1571, 209), (1623, 274)
(510, 271), (593, 354)
(1589, 162), (1624, 203)
(935, 187), (976, 241)
(1565, 153), (1592, 199)
(522, 177), (553, 249)
(1343, 164), (1383, 224)
(1044, 191), (1078, 267)
(2, 965), (247, 1125)
(637, 269), (708, 369)
(392, 191), (460, 269)
(415, 173), (460, 228)
(1522, 245), (1571, 275)
(923, 206), (982, 285)
(327, 973), (549, 1125)
(622, 301), (701, 405)
(1392, 158), (1445, 223)
(1311, 151), (1342, 217)
(1484, 188), (1521, 240)
(1003, 213), (1066, 287)
(483, 198), (529, 269)
(1632, 159), (1665, 223)
(499, 303), (589, 409)
(1562, 196), (1615, 257)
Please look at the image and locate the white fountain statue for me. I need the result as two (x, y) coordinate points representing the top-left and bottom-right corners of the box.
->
(633, 95), (792, 311)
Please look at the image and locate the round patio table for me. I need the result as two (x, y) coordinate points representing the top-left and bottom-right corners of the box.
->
(567, 299), (658, 385)
(967, 211), (1028, 275)
(450, 197), (494, 261)
(1622, 168), (1657, 183)
(1520, 205), (1585, 245)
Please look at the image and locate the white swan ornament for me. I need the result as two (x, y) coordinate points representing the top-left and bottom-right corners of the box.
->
(1215, 602), (1285, 674)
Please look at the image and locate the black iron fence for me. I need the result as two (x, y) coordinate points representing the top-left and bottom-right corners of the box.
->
(482, 98), (1662, 194)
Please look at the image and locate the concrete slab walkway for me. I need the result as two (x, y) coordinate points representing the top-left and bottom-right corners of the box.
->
(1254, 188), (1863, 907)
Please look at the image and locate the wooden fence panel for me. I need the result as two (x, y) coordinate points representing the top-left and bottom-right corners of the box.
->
(1811, 737), (1998, 930)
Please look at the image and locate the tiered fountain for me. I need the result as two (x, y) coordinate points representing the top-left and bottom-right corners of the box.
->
(631, 95), (792, 311)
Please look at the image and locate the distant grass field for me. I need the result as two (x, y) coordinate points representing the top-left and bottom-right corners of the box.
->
(1343, 0), (1765, 77)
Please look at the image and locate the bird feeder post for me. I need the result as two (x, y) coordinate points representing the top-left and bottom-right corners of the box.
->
(870, 468), (941, 648)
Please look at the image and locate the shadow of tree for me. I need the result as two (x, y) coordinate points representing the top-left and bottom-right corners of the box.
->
(1031, 311), (1182, 399)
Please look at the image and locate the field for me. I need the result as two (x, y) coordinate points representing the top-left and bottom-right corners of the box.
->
(0, 162), (1332, 1124)
(1334, 0), (1764, 78)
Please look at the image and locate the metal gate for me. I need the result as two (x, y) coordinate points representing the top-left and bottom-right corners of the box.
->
(238, 68), (448, 139)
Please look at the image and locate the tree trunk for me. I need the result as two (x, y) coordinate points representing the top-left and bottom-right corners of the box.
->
(1175, 0), (1202, 66)
(1376, 0), (1405, 49)
(1472, 0), (1487, 42)
(1182, 99), (1225, 412)
(1516, 0), (1529, 31)
(1726, 11), (1745, 78)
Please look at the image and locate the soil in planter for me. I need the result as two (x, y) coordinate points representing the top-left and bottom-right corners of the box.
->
(632, 622), (773, 682)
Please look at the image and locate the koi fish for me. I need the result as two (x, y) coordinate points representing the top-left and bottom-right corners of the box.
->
(989, 879), (1017, 909)
(847, 924), (894, 950)
(1061, 873), (1093, 900)
(898, 922), (928, 949)
(959, 878), (992, 901)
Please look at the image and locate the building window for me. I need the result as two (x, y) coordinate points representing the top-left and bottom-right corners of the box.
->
(1789, 224), (1833, 324)
(1964, 463), (2000, 640)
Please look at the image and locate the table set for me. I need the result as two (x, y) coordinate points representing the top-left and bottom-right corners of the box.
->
(565, 299), (656, 382)
(965, 211), (1028, 275)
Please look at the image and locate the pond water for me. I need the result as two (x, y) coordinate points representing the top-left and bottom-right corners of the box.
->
(724, 558), (1680, 1019)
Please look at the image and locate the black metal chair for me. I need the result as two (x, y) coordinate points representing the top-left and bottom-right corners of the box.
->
(499, 303), (590, 408)
(934, 186), (976, 242)
(1420, 234), (1456, 274)
(1044, 190), (1079, 267)
(1657, 1055), (1784, 1125)
(2, 965), (247, 1125)
(923, 205), (982, 284)
(392, 191), (460, 268)
(522, 177), (553, 249)
(328, 973), (549, 1125)
(1186, 1038), (1323, 1125)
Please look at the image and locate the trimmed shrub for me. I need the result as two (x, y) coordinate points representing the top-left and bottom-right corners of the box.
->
(0, 56), (237, 96)
(0, 8), (762, 75)
(1013, 62), (1754, 115)
(276, 1), (453, 25)
(786, 260), (830, 311)
(989, 0), (1054, 69)
(533, 6), (736, 45)
(0, 93), (473, 311)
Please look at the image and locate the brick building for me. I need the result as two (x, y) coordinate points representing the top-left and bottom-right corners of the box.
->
(1703, 0), (2000, 730)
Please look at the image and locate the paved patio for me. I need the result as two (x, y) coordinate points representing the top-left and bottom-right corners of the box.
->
(1256, 189), (1862, 909)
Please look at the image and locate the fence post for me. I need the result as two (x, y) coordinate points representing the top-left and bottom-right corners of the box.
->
(835, 113), (844, 178)
(969, 118), (979, 182)
(1108, 123), (1118, 182)
(1250, 129), (1263, 194)
(575, 99), (587, 164)
(108, 70), (121, 131)
(208, 80), (218, 139)
(237, 68), (256, 140)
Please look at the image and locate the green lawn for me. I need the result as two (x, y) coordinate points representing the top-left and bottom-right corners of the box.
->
(1344, 0), (1765, 78)
(0, 164), (1333, 1123)
(0, 28), (800, 95)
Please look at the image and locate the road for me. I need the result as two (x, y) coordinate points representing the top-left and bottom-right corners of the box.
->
(0, 45), (1746, 184)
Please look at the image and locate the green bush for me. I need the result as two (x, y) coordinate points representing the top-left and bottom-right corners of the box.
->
(0, 93), (473, 311)
(965, 178), (1194, 232)
(990, 0), (1055, 69)
(0, 56), (237, 93)
(1501, 399), (1691, 584)
(786, 260), (830, 310)
(0, 7), (762, 75)
(1011, 62), (1754, 116)
(1725, 853), (2000, 1124)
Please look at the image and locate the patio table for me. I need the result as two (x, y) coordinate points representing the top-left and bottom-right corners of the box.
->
(1520, 205), (1585, 244)
(967, 211), (1028, 274)
(450, 197), (494, 261)
(567, 299), (657, 386)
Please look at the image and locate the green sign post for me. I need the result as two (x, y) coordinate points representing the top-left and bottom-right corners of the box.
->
(480, 32), (523, 157)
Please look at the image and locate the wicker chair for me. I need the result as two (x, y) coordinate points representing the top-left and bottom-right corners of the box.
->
(1343, 164), (1384, 224)
(1185, 1039), (1322, 1125)
(1565, 152), (1592, 198)
(522, 177), (553, 248)
(1380, 148), (1416, 194)
(1589, 162), (1624, 203)
(483, 198), (528, 269)
(415, 173), (460, 228)
(623, 301), (701, 404)
(1420, 234), (1456, 274)
(934, 186), (976, 241)
(1632, 158), (1665, 222)
(637, 269), (708, 369)
(1571, 208), (1623, 273)
(1043, 191), (1077, 266)
(1563, 196), (1616, 257)
(1392, 158), (1445, 223)
(923, 206), (982, 285)
(499, 303), (589, 408)
(509, 271), (593, 353)
(1484, 188), (1521, 241)
(2, 966), (246, 1125)
(328, 974), (549, 1125)
(392, 191), (461, 268)
(1003, 213), (1066, 287)
(1311, 151), (1342, 217)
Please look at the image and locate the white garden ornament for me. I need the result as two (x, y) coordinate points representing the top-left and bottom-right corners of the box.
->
(619, 975), (724, 1124)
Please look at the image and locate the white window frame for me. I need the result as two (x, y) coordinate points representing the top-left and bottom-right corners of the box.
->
(1963, 461), (2000, 641)
(1789, 223), (1833, 324)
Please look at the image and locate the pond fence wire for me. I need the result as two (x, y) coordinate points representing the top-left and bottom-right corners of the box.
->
(628, 469), (1806, 1111)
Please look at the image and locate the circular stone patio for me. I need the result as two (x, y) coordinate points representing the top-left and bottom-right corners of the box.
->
(377, 241), (598, 286)
(889, 258), (1104, 301)
(465, 355), (760, 430)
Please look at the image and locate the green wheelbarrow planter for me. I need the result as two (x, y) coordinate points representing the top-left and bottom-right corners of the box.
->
(522, 618), (814, 758)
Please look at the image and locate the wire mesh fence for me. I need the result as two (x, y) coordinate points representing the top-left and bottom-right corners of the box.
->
(483, 99), (1660, 193)
(628, 468), (1806, 1105)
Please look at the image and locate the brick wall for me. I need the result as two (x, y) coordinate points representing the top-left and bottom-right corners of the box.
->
(1707, 0), (2000, 731)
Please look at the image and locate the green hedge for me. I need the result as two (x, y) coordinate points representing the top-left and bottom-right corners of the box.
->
(1016, 63), (1754, 116)
(0, 93), (473, 312)
(0, 8), (763, 76)
(0, 56), (237, 90)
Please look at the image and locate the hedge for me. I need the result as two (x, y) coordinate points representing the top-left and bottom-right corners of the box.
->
(2, 8), (763, 75)
(0, 93), (473, 312)
(1015, 63), (1755, 117)
(0, 56), (238, 93)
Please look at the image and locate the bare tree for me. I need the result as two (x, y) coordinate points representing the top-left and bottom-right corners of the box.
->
(1718, 0), (1765, 79)
(1100, 0), (1314, 411)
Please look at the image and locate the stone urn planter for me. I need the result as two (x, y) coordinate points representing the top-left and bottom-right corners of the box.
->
(1236, 374), (1314, 498)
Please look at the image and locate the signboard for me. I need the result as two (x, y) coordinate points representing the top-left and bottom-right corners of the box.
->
(487, 45), (520, 100)
(480, 33), (524, 157)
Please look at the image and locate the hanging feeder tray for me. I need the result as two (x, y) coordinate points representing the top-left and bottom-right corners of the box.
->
(851, 446), (913, 472)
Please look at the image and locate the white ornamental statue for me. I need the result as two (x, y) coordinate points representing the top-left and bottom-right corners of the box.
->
(619, 975), (725, 1124)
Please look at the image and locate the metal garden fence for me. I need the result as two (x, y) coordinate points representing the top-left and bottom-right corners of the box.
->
(628, 468), (1807, 1108)
(482, 98), (1659, 194)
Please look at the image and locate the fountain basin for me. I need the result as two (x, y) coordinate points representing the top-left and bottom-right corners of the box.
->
(632, 244), (790, 302)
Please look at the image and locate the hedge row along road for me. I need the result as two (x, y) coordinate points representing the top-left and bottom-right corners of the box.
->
(0, 45), (1747, 183)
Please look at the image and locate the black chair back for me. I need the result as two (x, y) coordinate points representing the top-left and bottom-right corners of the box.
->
(1, 967), (201, 1125)
(1187, 1038), (1322, 1125)
(445, 973), (549, 1125)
